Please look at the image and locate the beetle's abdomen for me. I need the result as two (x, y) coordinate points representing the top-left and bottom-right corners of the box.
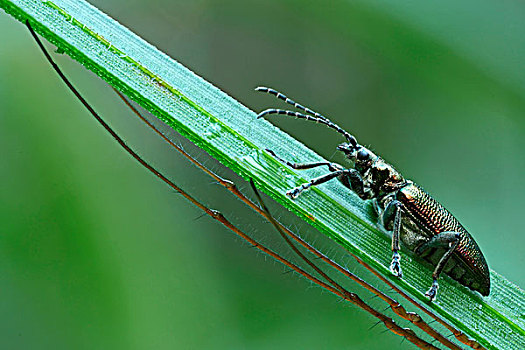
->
(396, 183), (490, 296)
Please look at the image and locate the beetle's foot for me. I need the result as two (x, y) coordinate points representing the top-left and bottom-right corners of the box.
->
(286, 187), (302, 199)
(425, 279), (439, 302)
(389, 251), (403, 278)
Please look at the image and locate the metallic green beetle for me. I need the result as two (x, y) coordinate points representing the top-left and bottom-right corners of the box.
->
(256, 86), (490, 301)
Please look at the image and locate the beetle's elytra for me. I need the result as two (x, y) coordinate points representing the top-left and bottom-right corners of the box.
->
(256, 86), (490, 301)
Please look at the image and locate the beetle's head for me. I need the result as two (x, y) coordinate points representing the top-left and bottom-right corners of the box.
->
(337, 143), (376, 172)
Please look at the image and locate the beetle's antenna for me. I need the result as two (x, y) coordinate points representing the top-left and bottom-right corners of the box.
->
(255, 86), (329, 120)
(255, 86), (357, 146)
(257, 108), (358, 147)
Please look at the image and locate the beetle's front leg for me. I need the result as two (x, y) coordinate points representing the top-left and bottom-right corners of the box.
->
(340, 169), (369, 200)
(266, 149), (343, 172)
(286, 167), (367, 199)
(417, 232), (461, 301)
(265, 149), (368, 199)
(286, 169), (348, 199)
(382, 200), (404, 277)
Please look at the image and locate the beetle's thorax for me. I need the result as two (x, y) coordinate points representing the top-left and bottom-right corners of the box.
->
(367, 157), (407, 199)
(339, 143), (407, 200)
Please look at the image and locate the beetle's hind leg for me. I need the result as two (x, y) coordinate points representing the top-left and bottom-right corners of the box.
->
(416, 232), (461, 301)
(382, 200), (404, 278)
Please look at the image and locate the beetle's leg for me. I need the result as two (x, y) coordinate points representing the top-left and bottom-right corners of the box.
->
(266, 149), (343, 172)
(382, 200), (403, 278)
(415, 232), (461, 255)
(265, 150), (356, 199)
(287, 169), (351, 199)
(340, 169), (368, 199)
(420, 233), (461, 301)
(267, 149), (368, 200)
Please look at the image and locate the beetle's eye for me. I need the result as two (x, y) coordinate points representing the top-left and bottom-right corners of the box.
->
(357, 149), (369, 161)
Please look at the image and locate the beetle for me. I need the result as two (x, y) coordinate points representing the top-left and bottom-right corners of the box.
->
(255, 86), (490, 301)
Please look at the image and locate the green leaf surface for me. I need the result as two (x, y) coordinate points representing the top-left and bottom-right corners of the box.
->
(1, 1), (524, 349)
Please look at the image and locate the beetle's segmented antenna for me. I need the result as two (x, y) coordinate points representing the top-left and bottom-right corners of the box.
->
(255, 86), (328, 121)
(255, 87), (357, 146)
(257, 107), (357, 146)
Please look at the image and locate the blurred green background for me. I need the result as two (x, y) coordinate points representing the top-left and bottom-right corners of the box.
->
(1, 1), (524, 349)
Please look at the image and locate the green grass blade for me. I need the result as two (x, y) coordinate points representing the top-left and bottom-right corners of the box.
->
(1, 1), (524, 348)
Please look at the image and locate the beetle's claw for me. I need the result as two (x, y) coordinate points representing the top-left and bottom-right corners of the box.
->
(389, 251), (403, 278)
(425, 279), (439, 302)
(286, 188), (300, 199)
